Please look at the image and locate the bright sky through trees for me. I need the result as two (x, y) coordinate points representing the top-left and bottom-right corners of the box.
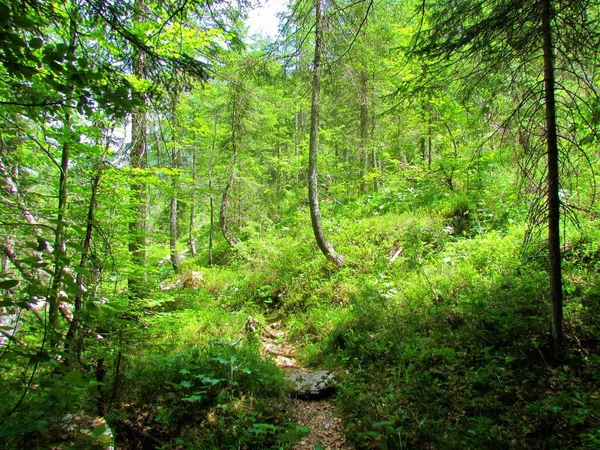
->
(246, 0), (288, 39)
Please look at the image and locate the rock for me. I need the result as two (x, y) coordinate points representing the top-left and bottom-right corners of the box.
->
(263, 342), (295, 357)
(288, 370), (336, 400)
(160, 278), (183, 291)
(160, 271), (203, 291)
(182, 271), (203, 289)
(275, 356), (299, 368)
(263, 325), (285, 339)
(245, 315), (261, 333)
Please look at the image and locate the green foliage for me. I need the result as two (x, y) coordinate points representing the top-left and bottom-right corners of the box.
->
(309, 228), (600, 449)
(0, 354), (106, 448)
(111, 341), (292, 449)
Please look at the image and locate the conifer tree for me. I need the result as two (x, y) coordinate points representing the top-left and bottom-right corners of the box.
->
(413, 0), (600, 346)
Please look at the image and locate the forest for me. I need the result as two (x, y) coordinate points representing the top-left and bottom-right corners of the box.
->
(1, 0), (600, 448)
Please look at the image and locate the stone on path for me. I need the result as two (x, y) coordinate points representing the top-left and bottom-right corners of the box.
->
(288, 370), (336, 400)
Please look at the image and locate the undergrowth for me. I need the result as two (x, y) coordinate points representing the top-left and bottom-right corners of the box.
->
(4, 190), (599, 449)
(121, 199), (600, 449)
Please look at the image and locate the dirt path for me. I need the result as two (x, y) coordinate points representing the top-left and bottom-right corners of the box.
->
(248, 317), (351, 449)
(286, 396), (349, 449)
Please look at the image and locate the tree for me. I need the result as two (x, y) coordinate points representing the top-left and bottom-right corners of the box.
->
(413, 0), (600, 347)
(307, 0), (344, 267)
(127, 0), (149, 298)
(169, 86), (182, 272)
(220, 79), (242, 247)
(48, 7), (78, 347)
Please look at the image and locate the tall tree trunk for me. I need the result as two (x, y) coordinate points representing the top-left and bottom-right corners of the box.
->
(294, 111), (300, 184)
(128, 0), (148, 298)
(370, 105), (379, 193)
(420, 63), (433, 170)
(308, 0), (344, 267)
(277, 142), (282, 212)
(220, 82), (240, 247)
(209, 167), (215, 265)
(66, 164), (102, 362)
(170, 198), (180, 271)
(49, 15), (76, 346)
(188, 151), (197, 256)
(170, 90), (181, 272)
(1, 236), (11, 274)
(208, 114), (219, 265)
(541, 0), (563, 346)
(359, 70), (369, 193)
(427, 119), (433, 170)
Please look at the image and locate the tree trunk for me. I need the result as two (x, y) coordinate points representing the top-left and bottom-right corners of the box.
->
(66, 164), (102, 362)
(220, 82), (241, 247)
(541, 0), (563, 346)
(170, 91), (181, 272)
(1, 236), (11, 274)
(49, 17), (76, 346)
(359, 70), (369, 193)
(188, 151), (197, 256)
(128, 0), (148, 298)
(209, 168), (215, 265)
(371, 106), (379, 193)
(427, 119), (433, 170)
(294, 111), (300, 184)
(277, 142), (282, 211)
(170, 196), (180, 271)
(308, 0), (344, 267)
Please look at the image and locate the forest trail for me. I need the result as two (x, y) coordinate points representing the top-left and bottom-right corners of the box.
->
(248, 317), (351, 449)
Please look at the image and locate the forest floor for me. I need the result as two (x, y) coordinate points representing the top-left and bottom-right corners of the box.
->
(252, 317), (350, 449)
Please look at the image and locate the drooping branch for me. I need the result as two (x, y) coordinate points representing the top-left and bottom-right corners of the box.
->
(0, 328), (25, 346)
(0, 159), (53, 254)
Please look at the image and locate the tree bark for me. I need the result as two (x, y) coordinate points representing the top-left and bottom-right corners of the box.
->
(170, 90), (181, 272)
(370, 105), (379, 193)
(209, 168), (215, 265)
(66, 165), (102, 362)
(294, 111), (300, 184)
(1, 235), (12, 274)
(0, 328), (25, 346)
(49, 126), (70, 340)
(220, 82), (241, 247)
(427, 118), (433, 170)
(308, 0), (344, 267)
(128, 0), (148, 298)
(49, 15), (76, 346)
(170, 195), (180, 271)
(359, 70), (369, 193)
(208, 114), (219, 265)
(188, 151), (197, 256)
(541, 0), (563, 346)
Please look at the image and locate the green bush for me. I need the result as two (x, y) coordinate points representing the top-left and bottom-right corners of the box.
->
(110, 341), (293, 449)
